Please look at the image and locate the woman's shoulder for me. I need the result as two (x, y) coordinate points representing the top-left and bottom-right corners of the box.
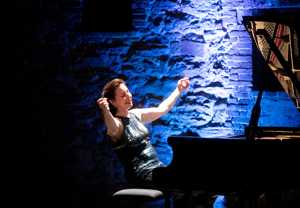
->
(129, 108), (142, 121)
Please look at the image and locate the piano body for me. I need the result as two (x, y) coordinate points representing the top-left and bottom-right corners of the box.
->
(153, 134), (300, 193)
(153, 9), (300, 195)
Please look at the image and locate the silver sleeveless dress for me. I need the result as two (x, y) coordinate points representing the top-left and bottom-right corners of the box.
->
(113, 112), (165, 184)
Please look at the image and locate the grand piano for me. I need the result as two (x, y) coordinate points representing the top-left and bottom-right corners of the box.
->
(153, 9), (300, 195)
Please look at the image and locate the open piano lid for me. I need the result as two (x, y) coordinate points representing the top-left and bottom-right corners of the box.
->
(243, 8), (300, 111)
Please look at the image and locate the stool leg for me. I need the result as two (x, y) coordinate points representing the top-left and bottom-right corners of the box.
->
(163, 191), (173, 208)
(164, 192), (170, 208)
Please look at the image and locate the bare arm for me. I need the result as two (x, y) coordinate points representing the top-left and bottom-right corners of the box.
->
(97, 97), (123, 142)
(136, 77), (190, 123)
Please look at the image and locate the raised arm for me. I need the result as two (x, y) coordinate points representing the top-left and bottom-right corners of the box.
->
(97, 97), (123, 142)
(135, 77), (190, 123)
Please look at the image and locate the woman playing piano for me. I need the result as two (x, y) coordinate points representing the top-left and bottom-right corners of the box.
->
(97, 77), (189, 184)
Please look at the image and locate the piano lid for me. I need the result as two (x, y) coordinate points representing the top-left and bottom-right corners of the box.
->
(243, 8), (300, 111)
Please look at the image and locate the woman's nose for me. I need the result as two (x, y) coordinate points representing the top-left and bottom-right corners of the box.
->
(127, 92), (132, 98)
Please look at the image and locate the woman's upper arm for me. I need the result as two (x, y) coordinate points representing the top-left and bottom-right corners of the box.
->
(106, 118), (123, 142)
(131, 108), (164, 123)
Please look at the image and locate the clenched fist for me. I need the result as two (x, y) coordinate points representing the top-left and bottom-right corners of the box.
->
(97, 97), (110, 112)
(177, 77), (190, 93)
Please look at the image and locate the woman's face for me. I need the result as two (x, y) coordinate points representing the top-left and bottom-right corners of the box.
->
(110, 83), (133, 111)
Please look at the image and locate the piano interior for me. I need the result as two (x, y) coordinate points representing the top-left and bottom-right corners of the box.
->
(244, 8), (300, 110)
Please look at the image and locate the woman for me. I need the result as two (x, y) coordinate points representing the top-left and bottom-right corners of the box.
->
(97, 77), (190, 184)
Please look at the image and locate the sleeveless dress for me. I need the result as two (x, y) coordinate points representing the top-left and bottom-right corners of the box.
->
(113, 112), (165, 184)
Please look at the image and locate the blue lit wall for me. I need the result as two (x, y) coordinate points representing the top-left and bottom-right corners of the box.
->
(74, 0), (300, 165)
(20, 0), (300, 203)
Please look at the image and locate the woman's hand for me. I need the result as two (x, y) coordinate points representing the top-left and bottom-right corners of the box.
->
(177, 77), (190, 93)
(97, 97), (110, 112)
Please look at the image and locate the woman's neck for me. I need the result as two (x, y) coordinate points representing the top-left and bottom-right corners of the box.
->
(116, 109), (129, 118)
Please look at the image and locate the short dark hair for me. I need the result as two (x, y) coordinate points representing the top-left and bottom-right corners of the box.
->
(101, 78), (125, 115)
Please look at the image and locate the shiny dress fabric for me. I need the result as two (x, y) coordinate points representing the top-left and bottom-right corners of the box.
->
(113, 112), (165, 184)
